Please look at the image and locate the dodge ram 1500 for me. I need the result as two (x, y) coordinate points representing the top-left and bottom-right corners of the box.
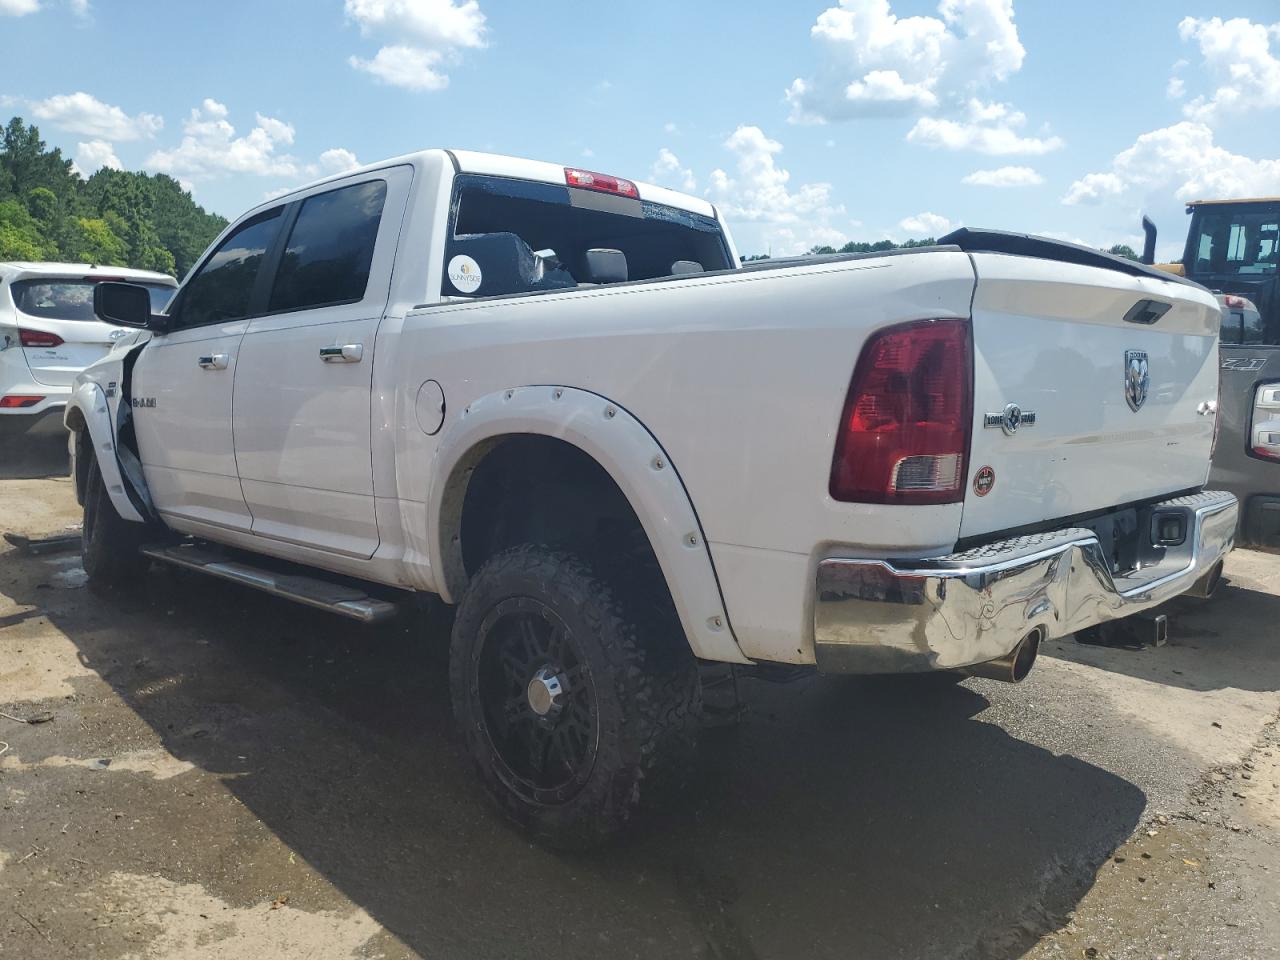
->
(66, 149), (1237, 847)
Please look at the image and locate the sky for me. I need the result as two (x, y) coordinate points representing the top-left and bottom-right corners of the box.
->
(2, 0), (1280, 260)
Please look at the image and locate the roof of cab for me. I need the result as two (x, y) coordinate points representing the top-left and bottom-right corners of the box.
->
(449, 149), (717, 220)
(1185, 197), (1280, 207)
(0, 262), (178, 285)
(251, 148), (718, 222)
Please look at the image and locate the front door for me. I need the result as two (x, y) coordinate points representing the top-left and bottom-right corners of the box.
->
(233, 172), (408, 558)
(132, 207), (286, 532)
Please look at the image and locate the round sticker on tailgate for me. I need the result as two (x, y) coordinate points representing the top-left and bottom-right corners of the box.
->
(973, 465), (996, 497)
(448, 255), (482, 294)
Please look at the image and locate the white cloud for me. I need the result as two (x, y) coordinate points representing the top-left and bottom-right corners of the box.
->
(345, 0), (485, 92)
(349, 45), (449, 91)
(73, 139), (121, 176)
(29, 92), (162, 141)
(1063, 121), (1280, 207)
(1166, 76), (1185, 99)
(844, 69), (938, 110)
(899, 211), (957, 236)
(1179, 16), (1280, 122)
(907, 114), (1062, 155)
(318, 147), (361, 173)
(146, 99), (298, 180)
(961, 165), (1043, 187)
(0, 0), (39, 15)
(663, 122), (679, 134)
(650, 148), (696, 192)
(1062, 172), (1124, 206)
(708, 125), (847, 255)
(70, 0), (89, 17)
(786, 0), (1025, 123)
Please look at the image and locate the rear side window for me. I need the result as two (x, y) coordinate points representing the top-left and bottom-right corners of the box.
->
(12, 280), (174, 320)
(175, 207), (283, 329)
(269, 180), (387, 313)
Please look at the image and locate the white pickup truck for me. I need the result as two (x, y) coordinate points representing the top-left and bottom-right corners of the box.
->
(66, 149), (1237, 848)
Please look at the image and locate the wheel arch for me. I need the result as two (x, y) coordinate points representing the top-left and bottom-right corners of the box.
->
(428, 386), (748, 664)
(64, 380), (146, 524)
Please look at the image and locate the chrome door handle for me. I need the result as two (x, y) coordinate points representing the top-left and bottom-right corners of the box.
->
(320, 344), (363, 363)
(197, 354), (228, 370)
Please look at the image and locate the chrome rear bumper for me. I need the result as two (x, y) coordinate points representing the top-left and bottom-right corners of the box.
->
(814, 490), (1238, 675)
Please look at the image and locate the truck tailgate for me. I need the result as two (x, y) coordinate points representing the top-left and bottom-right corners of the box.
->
(961, 252), (1221, 540)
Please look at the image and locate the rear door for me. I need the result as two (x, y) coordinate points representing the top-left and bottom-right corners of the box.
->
(962, 253), (1221, 539)
(233, 168), (410, 558)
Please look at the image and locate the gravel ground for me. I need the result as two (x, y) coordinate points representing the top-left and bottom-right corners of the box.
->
(1, 433), (1278, 960)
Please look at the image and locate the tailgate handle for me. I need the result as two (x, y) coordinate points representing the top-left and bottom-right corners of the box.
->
(1123, 299), (1172, 325)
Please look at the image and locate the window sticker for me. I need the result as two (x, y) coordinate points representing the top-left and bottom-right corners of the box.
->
(448, 254), (483, 294)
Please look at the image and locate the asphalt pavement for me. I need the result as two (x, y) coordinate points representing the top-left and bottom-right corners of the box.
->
(1, 432), (1277, 960)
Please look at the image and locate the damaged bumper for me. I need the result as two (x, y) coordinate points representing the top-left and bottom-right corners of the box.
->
(814, 490), (1238, 675)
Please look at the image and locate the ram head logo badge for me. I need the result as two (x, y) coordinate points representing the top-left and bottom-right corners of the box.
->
(1125, 350), (1150, 412)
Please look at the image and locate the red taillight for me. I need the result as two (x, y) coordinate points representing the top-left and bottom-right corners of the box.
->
(1, 394), (45, 408)
(564, 167), (640, 199)
(830, 319), (973, 505)
(19, 328), (64, 348)
(1224, 295), (1247, 309)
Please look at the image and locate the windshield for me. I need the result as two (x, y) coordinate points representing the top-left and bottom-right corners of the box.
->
(12, 279), (175, 320)
(1185, 205), (1280, 278)
(442, 174), (731, 299)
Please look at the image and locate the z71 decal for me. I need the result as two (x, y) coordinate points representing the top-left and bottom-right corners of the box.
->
(1222, 357), (1268, 372)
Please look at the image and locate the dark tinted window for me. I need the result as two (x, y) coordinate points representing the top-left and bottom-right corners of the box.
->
(175, 208), (283, 329)
(442, 174), (731, 298)
(269, 180), (386, 312)
(13, 280), (174, 321)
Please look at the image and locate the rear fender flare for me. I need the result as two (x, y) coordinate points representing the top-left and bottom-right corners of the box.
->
(429, 386), (749, 665)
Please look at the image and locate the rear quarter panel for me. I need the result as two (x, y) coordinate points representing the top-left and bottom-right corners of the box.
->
(396, 251), (977, 662)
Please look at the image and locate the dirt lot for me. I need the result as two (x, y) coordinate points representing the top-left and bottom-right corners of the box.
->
(1, 433), (1278, 960)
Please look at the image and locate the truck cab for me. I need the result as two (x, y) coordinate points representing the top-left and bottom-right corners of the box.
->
(1162, 199), (1280, 549)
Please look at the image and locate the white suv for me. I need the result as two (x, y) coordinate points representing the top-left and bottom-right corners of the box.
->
(0, 262), (177, 438)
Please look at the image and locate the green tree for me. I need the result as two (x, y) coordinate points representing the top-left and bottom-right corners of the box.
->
(1108, 243), (1140, 261)
(65, 216), (129, 265)
(0, 198), (59, 260)
(0, 115), (226, 277)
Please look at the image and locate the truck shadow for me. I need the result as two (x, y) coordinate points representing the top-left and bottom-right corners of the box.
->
(1, 554), (1151, 960)
(1049, 563), (1280, 694)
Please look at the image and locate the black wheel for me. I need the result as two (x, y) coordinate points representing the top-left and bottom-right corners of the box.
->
(82, 452), (151, 588)
(449, 545), (699, 850)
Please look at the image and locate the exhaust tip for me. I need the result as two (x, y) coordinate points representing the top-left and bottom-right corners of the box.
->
(961, 627), (1042, 683)
(1009, 628), (1041, 683)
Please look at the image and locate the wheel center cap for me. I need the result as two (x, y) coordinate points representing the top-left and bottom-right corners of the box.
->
(527, 667), (565, 717)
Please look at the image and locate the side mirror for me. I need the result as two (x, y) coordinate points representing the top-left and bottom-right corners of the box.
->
(94, 282), (166, 332)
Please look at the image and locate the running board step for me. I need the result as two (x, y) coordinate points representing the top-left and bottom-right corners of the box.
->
(140, 543), (400, 623)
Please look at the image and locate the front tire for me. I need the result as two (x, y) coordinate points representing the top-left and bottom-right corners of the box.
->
(81, 453), (150, 588)
(449, 545), (700, 850)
